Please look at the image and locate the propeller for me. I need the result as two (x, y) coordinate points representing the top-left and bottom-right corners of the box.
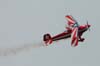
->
(87, 20), (90, 31)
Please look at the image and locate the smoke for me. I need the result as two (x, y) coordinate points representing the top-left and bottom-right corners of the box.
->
(0, 42), (46, 56)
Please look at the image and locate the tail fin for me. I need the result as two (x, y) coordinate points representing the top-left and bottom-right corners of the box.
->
(43, 33), (52, 46)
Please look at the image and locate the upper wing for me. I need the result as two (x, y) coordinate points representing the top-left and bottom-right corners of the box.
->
(65, 15), (79, 28)
(65, 15), (79, 47)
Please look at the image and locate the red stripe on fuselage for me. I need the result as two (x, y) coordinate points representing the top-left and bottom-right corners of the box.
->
(51, 27), (88, 41)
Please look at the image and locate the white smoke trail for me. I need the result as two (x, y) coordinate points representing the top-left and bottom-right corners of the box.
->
(0, 42), (46, 56)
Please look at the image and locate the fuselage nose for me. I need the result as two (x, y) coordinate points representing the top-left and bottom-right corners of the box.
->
(79, 24), (91, 33)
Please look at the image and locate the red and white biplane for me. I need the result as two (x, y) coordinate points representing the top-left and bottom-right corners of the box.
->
(43, 15), (91, 47)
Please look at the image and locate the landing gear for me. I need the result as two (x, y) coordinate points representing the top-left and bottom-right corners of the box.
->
(78, 36), (85, 42)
